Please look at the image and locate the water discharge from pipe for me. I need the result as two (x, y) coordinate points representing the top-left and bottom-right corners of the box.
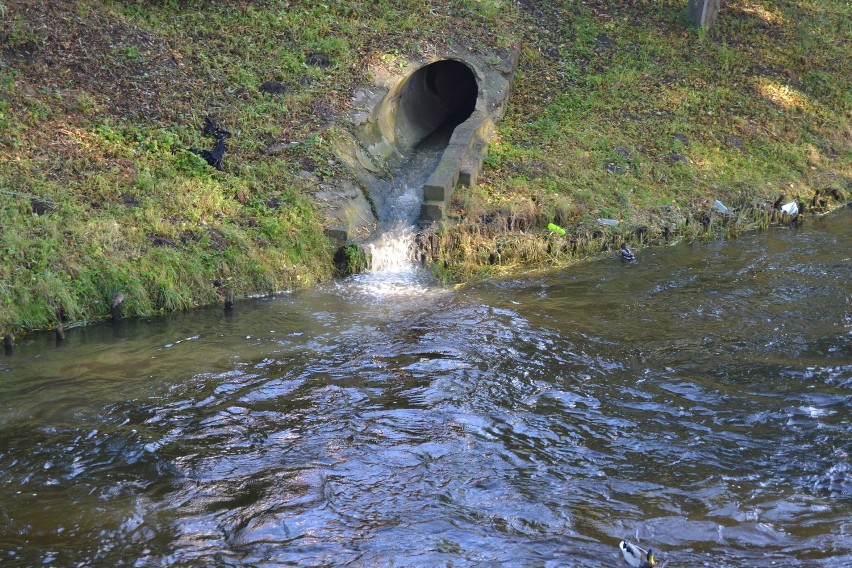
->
(342, 222), (435, 302)
(363, 135), (450, 277)
(368, 224), (417, 273)
(353, 59), (480, 278)
(331, 52), (517, 257)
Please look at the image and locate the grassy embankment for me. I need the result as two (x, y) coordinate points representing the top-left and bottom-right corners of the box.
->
(0, 0), (512, 335)
(1, 1), (849, 336)
(437, 0), (850, 275)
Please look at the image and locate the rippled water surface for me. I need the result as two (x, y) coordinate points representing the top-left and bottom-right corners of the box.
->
(1, 210), (850, 566)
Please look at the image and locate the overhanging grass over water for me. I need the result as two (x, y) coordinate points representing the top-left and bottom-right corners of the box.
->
(0, 0), (849, 332)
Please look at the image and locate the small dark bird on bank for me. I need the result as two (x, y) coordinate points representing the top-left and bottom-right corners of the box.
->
(202, 116), (231, 140)
(190, 117), (232, 170)
(620, 243), (636, 262)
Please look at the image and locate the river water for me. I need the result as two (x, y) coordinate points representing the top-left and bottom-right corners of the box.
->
(1, 209), (849, 566)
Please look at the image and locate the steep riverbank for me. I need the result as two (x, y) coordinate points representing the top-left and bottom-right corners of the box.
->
(1, 1), (849, 336)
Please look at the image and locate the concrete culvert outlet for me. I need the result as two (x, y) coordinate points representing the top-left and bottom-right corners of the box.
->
(395, 59), (478, 146)
(327, 46), (519, 243)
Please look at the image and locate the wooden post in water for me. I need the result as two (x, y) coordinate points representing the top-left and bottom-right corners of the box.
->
(112, 291), (125, 323)
(214, 279), (235, 313)
(223, 285), (234, 312)
(687, 0), (719, 28)
(3, 333), (13, 356)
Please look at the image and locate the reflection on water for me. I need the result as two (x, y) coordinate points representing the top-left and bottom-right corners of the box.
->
(1, 209), (850, 566)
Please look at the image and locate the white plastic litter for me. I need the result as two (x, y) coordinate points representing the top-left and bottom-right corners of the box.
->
(597, 218), (620, 226)
(781, 201), (799, 216)
(713, 199), (731, 215)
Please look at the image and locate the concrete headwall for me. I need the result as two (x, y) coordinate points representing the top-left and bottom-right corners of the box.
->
(327, 43), (520, 243)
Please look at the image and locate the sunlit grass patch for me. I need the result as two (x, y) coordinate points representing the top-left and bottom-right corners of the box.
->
(737, 2), (788, 27)
(755, 78), (813, 111)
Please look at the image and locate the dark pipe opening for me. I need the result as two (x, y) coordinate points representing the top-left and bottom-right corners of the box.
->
(397, 59), (478, 146)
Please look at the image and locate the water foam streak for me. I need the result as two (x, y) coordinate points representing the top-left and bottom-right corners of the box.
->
(367, 225), (417, 273)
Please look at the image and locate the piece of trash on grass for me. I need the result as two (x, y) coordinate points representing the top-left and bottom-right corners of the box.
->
(547, 223), (566, 236)
(781, 201), (799, 216)
(713, 199), (730, 215)
(597, 218), (619, 226)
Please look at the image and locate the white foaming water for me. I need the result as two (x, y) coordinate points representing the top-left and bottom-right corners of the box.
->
(367, 225), (417, 273)
(335, 225), (441, 303)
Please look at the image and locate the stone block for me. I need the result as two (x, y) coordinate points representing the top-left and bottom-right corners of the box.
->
(420, 201), (445, 222)
(324, 228), (348, 245)
(424, 183), (447, 201)
(424, 158), (460, 200)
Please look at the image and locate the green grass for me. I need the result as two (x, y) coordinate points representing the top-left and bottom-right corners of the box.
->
(434, 0), (849, 277)
(0, 0), (849, 333)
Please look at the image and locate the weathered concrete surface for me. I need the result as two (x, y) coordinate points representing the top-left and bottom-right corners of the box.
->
(310, 178), (376, 245)
(421, 115), (497, 221)
(326, 42), (520, 241)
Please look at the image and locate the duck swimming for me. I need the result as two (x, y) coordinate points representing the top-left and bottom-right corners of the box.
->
(619, 243), (636, 262)
(619, 540), (656, 567)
